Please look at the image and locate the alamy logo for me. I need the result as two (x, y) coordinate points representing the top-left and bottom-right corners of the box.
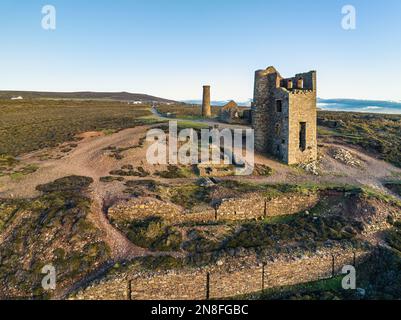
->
(341, 5), (356, 30)
(42, 5), (56, 30)
(146, 121), (255, 175)
(41, 264), (56, 290)
(341, 265), (356, 290)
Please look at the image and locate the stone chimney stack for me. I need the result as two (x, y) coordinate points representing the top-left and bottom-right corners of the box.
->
(202, 85), (212, 118)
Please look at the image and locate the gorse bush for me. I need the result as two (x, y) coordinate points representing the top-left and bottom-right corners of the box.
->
(36, 175), (94, 193)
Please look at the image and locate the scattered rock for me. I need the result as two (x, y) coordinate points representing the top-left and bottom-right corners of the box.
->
(332, 148), (362, 167)
(298, 161), (319, 175)
(197, 177), (215, 187)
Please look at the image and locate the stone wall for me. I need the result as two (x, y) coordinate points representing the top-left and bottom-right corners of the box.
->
(108, 193), (320, 224)
(216, 192), (319, 220)
(71, 248), (369, 300)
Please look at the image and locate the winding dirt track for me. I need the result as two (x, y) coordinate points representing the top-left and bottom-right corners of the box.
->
(1, 113), (401, 297)
(0, 122), (194, 261)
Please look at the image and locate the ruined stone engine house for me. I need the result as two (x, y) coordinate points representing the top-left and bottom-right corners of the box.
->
(252, 66), (317, 165)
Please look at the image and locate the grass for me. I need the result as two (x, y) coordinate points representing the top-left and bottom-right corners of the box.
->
(0, 99), (157, 157)
(36, 175), (94, 193)
(124, 179), (160, 197)
(360, 185), (401, 207)
(177, 120), (210, 130)
(110, 166), (150, 177)
(0, 154), (19, 167)
(222, 204), (363, 251)
(110, 216), (182, 251)
(0, 163), (39, 180)
(236, 246), (401, 300)
(115, 181), (371, 254)
(235, 276), (347, 300)
(106, 255), (185, 275)
(253, 164), (273, 176)
(318, 111), (401, 168)
(156, 104), (220, 119)
(0, 175), (110, 299)
(155, 165), (194, 179)
(263, 214), (297, 224)
(169, 184), (212, 209)
(100, 176), (125, 183)
(0, 200), (24, 233)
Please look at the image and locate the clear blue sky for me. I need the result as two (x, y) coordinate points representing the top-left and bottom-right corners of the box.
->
(1, 0), (400, 101)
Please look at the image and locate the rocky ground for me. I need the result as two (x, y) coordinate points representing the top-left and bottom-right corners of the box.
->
(0, 113), (401, 300)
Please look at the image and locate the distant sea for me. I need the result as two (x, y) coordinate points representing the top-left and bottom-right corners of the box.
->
(317, 98), (401, 115)
(182, 98), (401, 115)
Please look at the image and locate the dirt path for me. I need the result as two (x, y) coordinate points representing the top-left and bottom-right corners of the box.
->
(0, 125), (159, 261)
(0, 122), (190, 261)
(1, 112), (401, 298)
(89, 194), (148, 261)
(163, 113), (401, 196)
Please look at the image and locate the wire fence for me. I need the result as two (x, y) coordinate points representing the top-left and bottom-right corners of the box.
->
(127, 249), (366, 300)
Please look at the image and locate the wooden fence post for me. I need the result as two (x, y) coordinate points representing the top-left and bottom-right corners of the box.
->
(331, 255), (335, 278)
(214, 208), (218, 221)
(127, 279), (132, 301)
(205, 272), (211, 300)
(353, 251), (356, 267)
(263, 201), (267, 218)
(261, 263), (266, 291)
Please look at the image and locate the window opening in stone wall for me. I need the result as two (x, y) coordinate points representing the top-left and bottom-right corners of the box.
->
(299, 122), (306, 151)
(276, 100), (282, 112)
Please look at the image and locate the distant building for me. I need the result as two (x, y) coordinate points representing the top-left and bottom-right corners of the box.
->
(11, 96), (23, 100)
(219, 100), (251, 125)
(252, 66), (317, 164)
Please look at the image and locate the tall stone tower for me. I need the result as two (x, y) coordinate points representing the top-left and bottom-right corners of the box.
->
(252, 66), (317, 165)
(202, 85), (212, 118)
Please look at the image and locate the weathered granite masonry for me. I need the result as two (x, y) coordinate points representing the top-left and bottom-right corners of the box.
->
(71, 248), (369, 300)
(108, 193), (319, 224)
(219, 101), (251, 125)
(252, 66), (317, 164)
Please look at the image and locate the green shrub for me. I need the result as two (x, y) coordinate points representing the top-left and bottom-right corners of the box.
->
(155, 165), (192, 179)
(100, 176), (124, 183)
(169, 185), (212, 209)
(36, 175), (94, 193)
(121, 217), (183, 251)
(110, 166), (150, 177)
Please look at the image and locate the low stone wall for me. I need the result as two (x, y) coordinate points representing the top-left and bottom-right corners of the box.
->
(108, 197), (183, 222)
(71, 248), (369, 300)
(217, 193), (319, 220)
(108, 193), (319, 224)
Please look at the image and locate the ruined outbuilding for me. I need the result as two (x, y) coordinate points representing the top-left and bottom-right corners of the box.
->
(252, 66), (317, 164)
(219, 100), (250, 124)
